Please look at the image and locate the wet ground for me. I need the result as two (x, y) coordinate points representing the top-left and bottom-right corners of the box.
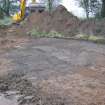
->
(0, 93), (18, 105)
(0, 33), (105, 105)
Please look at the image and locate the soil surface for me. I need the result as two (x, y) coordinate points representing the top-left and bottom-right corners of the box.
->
(0, 27), (105, 105)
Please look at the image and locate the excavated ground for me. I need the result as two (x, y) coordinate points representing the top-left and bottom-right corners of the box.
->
(0, 27), (105, 105)
(15, 5), (105, 37)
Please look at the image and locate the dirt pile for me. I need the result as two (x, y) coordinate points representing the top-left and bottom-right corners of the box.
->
(16, 5), (105, 37)
(20, 5), (80, 36)
(79, 19), (105, 36)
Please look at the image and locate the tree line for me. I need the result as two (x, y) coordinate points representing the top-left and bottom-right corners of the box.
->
(0, 0), (105, 19)
(77, 0), (105, 18)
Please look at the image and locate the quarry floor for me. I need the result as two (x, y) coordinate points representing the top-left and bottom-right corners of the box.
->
(0, 28), (105, 105)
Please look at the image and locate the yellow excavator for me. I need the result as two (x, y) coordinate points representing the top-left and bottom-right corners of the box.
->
(12, 0), (36, 23)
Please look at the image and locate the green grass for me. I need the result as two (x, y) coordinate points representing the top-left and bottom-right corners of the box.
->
(75, 34), (105, 44)
(30, 29), (105, 44)
(0, 17), (13, 27)
(29, 29), (63, 38)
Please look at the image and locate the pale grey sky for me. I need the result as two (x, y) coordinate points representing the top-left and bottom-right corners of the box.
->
(61, 0), (86, 18)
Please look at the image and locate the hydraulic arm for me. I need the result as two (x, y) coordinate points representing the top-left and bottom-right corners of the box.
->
(12, 0), (36, 22)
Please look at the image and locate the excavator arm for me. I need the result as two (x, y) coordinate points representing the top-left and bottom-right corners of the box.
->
(12, 0), (36, 23)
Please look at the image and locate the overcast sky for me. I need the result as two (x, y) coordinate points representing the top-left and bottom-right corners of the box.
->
(61, 0), (86, 18)
(27, 0), (86, 18)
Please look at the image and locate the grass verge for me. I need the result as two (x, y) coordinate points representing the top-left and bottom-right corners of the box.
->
(0, 17), (13, 28)
(28, 29), (63, 38)
(75, 34), (105, 44)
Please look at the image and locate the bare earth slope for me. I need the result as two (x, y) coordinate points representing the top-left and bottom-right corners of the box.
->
(0, 29), (105, 105)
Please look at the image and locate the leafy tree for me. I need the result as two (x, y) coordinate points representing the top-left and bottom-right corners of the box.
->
(77, 0), (90, 19)
(89, 0), (101, 18)
(0, 0), (19, 17)
(3, 0), (10, 16)
(101, 0), (105, 17)
(77, 0), (102, 18)
(0, 7), (4, 18)
(0, 0), (11, 16)
(47, 0), (53, 12)
(42, 0), (61, 12)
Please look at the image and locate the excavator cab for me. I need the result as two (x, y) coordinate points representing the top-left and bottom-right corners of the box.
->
(12, 0), (45, 23)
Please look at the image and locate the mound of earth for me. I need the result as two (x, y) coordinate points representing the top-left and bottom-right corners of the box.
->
(18, 5), (80, 36)
(15, 5), (105, 37)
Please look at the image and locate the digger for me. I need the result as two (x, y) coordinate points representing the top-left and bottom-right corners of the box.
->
(12, 0), (36, 23)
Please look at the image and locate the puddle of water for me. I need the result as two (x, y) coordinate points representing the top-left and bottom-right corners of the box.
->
(0, 93), (18, 105)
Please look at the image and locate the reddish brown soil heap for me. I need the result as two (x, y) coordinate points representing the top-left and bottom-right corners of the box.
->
(20, 5), (80, 36)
